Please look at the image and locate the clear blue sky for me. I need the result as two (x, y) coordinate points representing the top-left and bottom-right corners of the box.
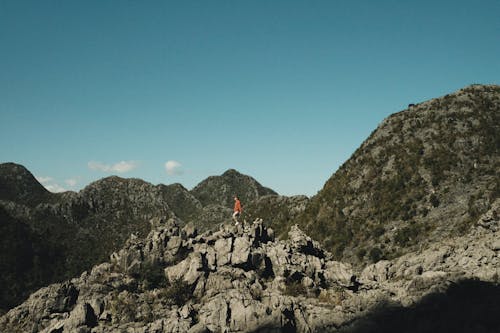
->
(1, 1), (499, 196)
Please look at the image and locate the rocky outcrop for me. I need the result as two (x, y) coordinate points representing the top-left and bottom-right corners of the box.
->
(299, 84), (500, 263)
(2, 200), (498, 332)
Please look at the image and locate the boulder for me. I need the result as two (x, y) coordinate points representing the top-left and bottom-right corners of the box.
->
(231, 236), (252, 265)
(214, 237), (233, 266)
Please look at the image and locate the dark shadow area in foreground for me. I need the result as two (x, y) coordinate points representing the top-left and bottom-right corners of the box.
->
(339, 279), (500, 333)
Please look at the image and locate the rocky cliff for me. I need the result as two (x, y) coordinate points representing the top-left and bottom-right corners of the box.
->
(298, 84), (500, 263)
(1, 199), (498, 332)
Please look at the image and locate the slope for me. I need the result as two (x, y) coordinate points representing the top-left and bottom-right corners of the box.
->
(299, 84), (500, 263)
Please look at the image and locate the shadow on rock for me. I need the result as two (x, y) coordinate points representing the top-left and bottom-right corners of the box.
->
(340, 279), (500, 333)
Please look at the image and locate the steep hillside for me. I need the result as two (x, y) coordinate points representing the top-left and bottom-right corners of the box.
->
(191, 169), (277, 207)
(299, 84), (500, 263)
(0, 207), (65, 314)
(244, 194), (309, 238)
(158, 183), (203, 222)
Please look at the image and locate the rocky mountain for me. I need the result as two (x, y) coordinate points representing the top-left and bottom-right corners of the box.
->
(244, 195), (310, 239)
(0, 164), (278, 313)
(0, 163), (55, 206)
(1, 199), (498, 332)
(298, 84), (500, 264)
(191, 169), (277, 207)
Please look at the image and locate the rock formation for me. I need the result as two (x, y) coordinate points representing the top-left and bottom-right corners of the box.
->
(1, 199), (498, 332)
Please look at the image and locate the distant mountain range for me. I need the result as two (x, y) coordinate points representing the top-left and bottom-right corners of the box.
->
(0, 164), (276, 312)
(0, 84), (498, 317)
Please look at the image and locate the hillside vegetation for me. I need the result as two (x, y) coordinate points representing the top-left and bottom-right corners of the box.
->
(298, 84), (499, 263)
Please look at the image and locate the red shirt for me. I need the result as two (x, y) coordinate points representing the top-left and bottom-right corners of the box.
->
(234, 199), (242, 213)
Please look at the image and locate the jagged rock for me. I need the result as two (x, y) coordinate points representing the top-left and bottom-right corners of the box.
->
(324, 261), (354, 286)
(214, 237), (233, 266)
(64, 303), (97, 331)
(490, 239), (500, 251)
(231, 236), (252, 265)
(164, 252), (204, 286)
(361, 260), (393, 283)
(2, 212), (500, 333)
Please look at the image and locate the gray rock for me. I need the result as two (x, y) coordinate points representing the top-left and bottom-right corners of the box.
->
(214, 237), (233, 266)
(231, 236), (252, 265)
(64, 303), (97, 331)
(3, 212), (500, 333)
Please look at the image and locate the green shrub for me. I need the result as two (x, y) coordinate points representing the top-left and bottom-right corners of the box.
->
(372, 225), (385, 238)
(356, 248), (367, 260)
(284, 281), (308, 297)
(394, 224), (420, 247)
(134, 261), (167, 290)
(160, 278), (193, 306)
(430, 194), (440, 208)
(369, 247), (383, 263)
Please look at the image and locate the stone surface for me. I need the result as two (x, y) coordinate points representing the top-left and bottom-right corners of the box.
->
(1, 202), (500, 332)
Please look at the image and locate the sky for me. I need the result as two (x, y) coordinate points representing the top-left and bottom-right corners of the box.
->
(1, 1), (499, 196)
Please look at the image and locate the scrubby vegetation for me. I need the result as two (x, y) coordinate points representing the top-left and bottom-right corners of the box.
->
(298, 85), (500, 264)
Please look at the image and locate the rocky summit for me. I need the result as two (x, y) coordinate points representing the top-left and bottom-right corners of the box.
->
(1, 199), (498, 332)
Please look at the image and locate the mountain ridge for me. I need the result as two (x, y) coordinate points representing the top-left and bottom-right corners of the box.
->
(0, 163), (278, 313)
(297, 84), (500, 263)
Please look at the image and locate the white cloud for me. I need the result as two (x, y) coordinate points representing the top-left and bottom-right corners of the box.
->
(88, 160), (139, 173)
(44, 183), (67, 193)
(36, 176), (66, 193)
(165, 160), (183, 176)
(36, 176), (53, 184)
(65, 178), (78, 187)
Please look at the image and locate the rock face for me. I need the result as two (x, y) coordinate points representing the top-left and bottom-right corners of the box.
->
(2, 200), (499, 332)
(299, 84), (500, 263)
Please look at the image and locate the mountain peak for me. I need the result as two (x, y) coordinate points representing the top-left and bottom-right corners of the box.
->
(191, 169), (277, 207)
(222, 168), (242, 177)
(0, 162), (52, 205)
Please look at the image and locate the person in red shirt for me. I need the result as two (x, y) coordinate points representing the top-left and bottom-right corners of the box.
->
(233, 195), (242, 225)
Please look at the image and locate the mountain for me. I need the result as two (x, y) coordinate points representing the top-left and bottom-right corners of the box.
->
(1, 200), (498, 332)
(244, 194), (310, 238)
(191, 169), (277, 207)
(0, 170), (175, 313)
(298, 84), (500, 263)
(0, 163), (54, 206)
(0, 164), (278, 313)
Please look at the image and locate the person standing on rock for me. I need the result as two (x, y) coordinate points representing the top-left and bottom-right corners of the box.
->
(233, 195), (242, 225)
